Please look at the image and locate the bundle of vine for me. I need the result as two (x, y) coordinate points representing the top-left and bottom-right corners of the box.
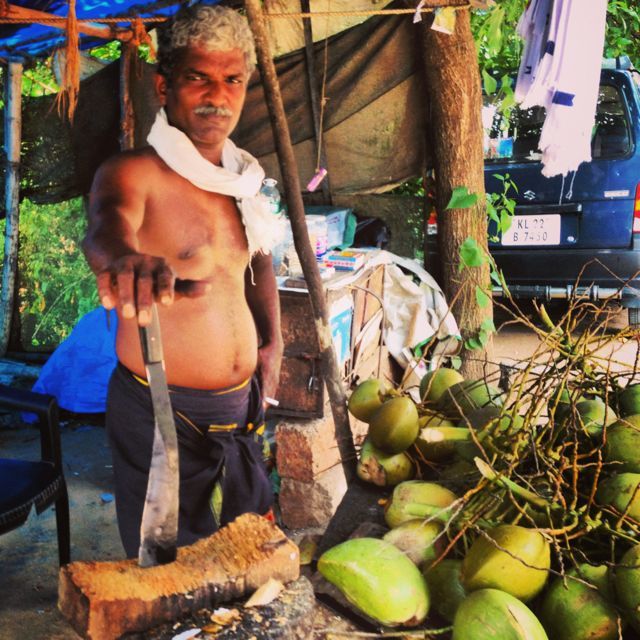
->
(317, 301), (640, 639)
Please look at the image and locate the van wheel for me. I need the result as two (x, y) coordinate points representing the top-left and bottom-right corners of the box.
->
(629, 308), (640, 329)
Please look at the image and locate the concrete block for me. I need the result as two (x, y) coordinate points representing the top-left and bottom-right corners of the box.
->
(275, 398), (370, 483)
(276, 413), (344, 483)
(279, 464), (348, 529)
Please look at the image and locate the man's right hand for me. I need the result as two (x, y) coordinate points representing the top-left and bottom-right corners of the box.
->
(96, 253), (211, 326)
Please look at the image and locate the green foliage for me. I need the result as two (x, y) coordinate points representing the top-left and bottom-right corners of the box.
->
(458, 236), (486, 270)
(475, 285), (491, 308)
(446, 186), (479, 210)
(605, 0), (640, 67)
(16, 198), (98, 350)
(486, 172), (518, 241)
(471, 0), (526, 75)
(390, 176), (424, 197)
(472, 0), (640, 76)
(22, 59), (58, 98)
(89, 40), (154, 63)
(454, 178), (514, 351)
(89, 40), (122, 62)
(464, 317), (496, 350)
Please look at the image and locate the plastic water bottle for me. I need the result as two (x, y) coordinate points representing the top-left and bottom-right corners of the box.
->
(260, 178), (282, 215)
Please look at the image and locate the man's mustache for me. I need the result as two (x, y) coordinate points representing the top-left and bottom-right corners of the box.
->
(194, 105), (233, 117)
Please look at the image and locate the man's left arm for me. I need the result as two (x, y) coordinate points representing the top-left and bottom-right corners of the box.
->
(245, 251), (284, 406)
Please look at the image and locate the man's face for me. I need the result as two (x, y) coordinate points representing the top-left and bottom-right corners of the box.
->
(155, 46), (249, 163)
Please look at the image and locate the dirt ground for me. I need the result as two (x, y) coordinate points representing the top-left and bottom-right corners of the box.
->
(1, 309), (638, 639)
(0, 420), (121, 640)
(0, 416), (360, 640)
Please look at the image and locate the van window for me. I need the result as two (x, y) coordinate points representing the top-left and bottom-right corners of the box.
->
(483, 83), (631, 163)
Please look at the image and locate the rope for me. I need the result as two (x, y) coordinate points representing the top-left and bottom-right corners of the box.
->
(315, 0), (330, 172)
(265, 5), (470, 18)
(55, 0), (79, 121)
(0, 15), (168, 24)
(0, 4), (471, 25)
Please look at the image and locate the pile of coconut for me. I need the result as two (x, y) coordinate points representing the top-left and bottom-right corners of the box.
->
(317, 308), (640, 640)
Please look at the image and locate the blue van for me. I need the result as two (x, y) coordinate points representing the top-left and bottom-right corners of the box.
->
(485, 58), (640, 325)
(483, 57), (640, 324)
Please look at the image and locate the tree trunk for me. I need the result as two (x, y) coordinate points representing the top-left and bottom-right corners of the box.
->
(420, 9), (493, 379)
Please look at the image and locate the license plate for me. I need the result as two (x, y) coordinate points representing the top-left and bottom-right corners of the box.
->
(501, 214), (561, 246)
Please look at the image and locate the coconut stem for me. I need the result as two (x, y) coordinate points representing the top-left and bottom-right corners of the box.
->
(475, 457), (556, 511)
(405, 502), (457, 523)
(420, 426), (472, 443)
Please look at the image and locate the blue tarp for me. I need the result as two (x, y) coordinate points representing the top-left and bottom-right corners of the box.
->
(31, 307), (118, 414)
(0, 0), (222, 58)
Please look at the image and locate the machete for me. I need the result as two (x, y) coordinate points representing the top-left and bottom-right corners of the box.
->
(138, 302), (179, 567)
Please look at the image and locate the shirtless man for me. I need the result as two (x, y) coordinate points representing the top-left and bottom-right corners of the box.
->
(82, 5), (282, 557)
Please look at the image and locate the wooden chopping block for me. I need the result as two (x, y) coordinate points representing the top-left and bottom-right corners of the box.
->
(58, 513), (300, 640)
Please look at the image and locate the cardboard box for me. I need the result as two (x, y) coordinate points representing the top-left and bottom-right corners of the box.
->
(326, 250), (366, 271)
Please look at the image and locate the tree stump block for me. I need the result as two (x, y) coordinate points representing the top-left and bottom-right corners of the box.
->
(132, 576), (316, 639)
(58, 513), (300, 640)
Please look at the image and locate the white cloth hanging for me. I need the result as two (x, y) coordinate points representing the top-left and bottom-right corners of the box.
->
(518, 0), (563, 110)
(514, 0), (553, 104)
(537, 0), (608, 177)
(147, 109), (278, 257)
(514, 0), (608, 177)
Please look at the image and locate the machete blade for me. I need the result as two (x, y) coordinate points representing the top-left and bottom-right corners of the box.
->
(138, 303), (179, 567)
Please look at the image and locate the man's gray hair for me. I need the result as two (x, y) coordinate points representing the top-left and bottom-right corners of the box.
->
(157, 5), (257, 78)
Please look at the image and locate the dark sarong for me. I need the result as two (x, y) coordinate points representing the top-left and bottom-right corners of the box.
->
(106, 362), (274, 558)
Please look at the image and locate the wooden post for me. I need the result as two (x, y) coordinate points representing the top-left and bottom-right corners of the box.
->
(244, 0), (356, 480)
(0, 60), (23, 357)
(119, 42), (135, 151)
(300, 0), (332, 203)
(5, 3), (133, 43)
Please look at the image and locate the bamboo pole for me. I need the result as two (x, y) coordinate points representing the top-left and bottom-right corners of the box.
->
(119, 42), (135, 151)
(244, 0), (356, 480)
(300, 0), (331, 203)
(0, 60), (23, 356)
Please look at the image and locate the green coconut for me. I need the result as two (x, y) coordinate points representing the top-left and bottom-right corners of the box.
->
(423, 559), (467, 623)
(605, 415), (640, 472)
(356, 437), (415, 487)
(539, 564), (618, 640)
(462, 524), (551, 601)
(317, 537), (430, 627)
(618, 383), (640, 417)
(384, 480), (458, 529)
(383, 519), (444, 567)
(420, 368), (465, 405)
(439, 379), (504, 418)
(597, 473), (640, 520)
(368, 396), (419, 454)
(615, 544), (640, 633)
(414, 412), (458, 462)
(452, 589), (548, 640)
(574, 399), (617, 438)
(347, 378), (387, 422)
(455, 407), (525, 462)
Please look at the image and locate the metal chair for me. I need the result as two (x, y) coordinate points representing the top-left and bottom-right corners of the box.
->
(0, 384), (70, 565)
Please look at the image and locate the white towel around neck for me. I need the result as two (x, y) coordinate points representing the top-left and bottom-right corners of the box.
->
(147, 108), (277, 257)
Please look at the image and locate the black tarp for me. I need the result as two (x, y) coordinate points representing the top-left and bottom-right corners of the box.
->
(1, 5), (427, 206)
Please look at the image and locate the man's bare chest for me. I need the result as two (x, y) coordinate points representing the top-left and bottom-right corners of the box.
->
(142, 183), (249, 261)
